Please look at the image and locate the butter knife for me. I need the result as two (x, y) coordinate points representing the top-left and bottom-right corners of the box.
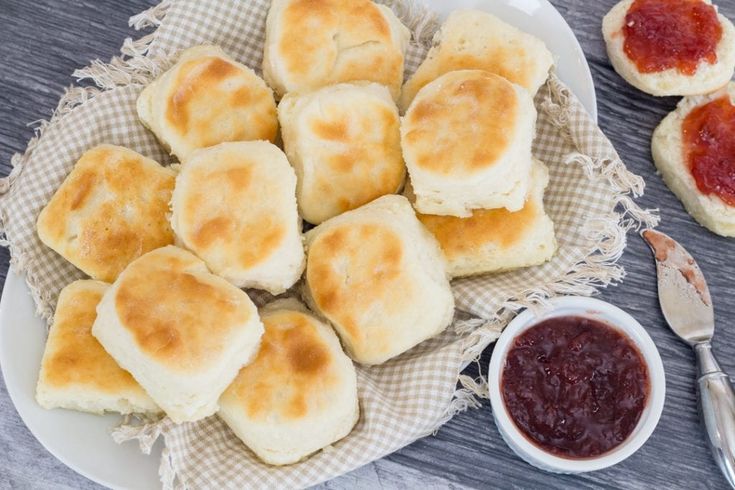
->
(643, 229), (735, 488)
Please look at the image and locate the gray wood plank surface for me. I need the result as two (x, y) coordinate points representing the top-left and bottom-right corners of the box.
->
(1, 0), (734, 488)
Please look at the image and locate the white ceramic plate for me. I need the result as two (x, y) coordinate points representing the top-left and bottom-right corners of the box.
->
(0, 1), (597, 488)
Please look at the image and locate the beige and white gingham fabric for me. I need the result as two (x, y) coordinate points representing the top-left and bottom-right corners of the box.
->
(0, 0), (658, 488)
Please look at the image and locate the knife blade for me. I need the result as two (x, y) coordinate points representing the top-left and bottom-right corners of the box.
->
(642, 229), (713, 344)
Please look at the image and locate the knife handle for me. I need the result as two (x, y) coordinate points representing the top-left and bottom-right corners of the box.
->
(695, 342), (735, 488)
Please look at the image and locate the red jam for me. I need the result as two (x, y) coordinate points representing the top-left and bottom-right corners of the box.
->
(501, 316), (650, 459)
(683, 96), (735, 206)
(623, 0), (722, 75)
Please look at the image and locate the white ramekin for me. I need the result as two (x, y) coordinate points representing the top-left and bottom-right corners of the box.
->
(488, 296), (666, 473)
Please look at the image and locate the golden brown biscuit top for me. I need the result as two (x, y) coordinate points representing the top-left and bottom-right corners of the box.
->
(402, 40), (539, 108)
(276, 0), (402, 93)
(36, 145), (175, 282)
(306, 223), (412, 349)
(417, 201), (538, 260)
(165, 56), (277, 148)
(221, 309), (339, 422)
(398, 10), (552, 110)
(114, 247), (255, 372)
(40, 281), (145, 395)
(301, 93), (404, 221)
(437, 52), (534, 95)
(177, 151), (288, 268)
(402, 71), (519, 176)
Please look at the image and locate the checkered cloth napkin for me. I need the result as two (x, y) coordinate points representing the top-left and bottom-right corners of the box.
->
(0, 0), (658, 488)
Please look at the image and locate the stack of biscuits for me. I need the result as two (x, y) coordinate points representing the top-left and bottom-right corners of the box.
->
(34, 0), (557, 466)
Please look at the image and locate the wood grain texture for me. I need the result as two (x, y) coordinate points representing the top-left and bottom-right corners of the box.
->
(1, 0), (734, 488)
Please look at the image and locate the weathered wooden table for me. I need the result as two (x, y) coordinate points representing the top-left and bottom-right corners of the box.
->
(1, 0), (734, 488)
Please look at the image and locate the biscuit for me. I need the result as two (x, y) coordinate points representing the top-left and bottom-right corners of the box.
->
(36, 144), (175, 282)
(399, 10), (553, 112)
(92, 246), (264, 423)
(171, 141), (305, 294)
(303, 195), (454, 365)
(401, 70), (536, 217)
(137, 45), (278, 160)
(603, 0), (735, 96)
(219, 299), (359, 465)
(414, 159), (557, 277)
(278, 82), (405, 224)
(652, 82), (735, 236)
(263, 0), (410, 100)
(36, 280), (159, 415)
